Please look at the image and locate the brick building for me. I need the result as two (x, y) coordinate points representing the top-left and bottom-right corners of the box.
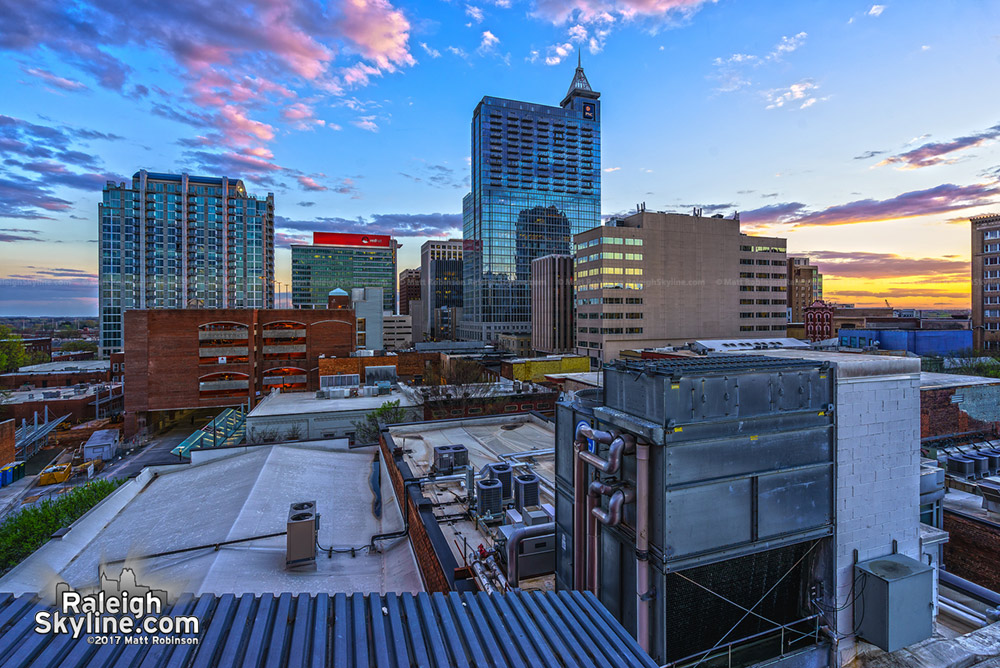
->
(803, 300), (834, 341)
(317, 352), (439, 384)
(123, 297), (356, 437)
(0, 419), (13, 468)
(786, 257), (823, 323)
(0, 360), (111, 390)
(398, 268), (420, 316)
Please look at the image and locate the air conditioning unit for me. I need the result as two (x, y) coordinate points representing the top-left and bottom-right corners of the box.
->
(854, 554), (933, 652)
(514, 473), (540, 512)
(965, 453), (989, 478)
(286, 501), (317, 568)
(433, 445), (455, 475)
(489, 462), (514, 500)
(448, 444), (469, 468)
(947, 456), (975, 479)
(979, 449), (1000, 476)
(477, 479), (503, 517)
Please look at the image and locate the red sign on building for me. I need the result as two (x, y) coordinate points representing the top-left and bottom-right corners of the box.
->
(313, 232), (391, 248)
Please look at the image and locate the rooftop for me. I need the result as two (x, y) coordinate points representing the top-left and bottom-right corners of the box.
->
(691, 337), (810, 353)
(0, 590), (656, 668)
(5, 360), (109, 375)
(920, 372), (1000, 390)
(719, 348), (922, 379)
(0, 441), (422, 598)
(85, 428), (119, 447)
(248, 387), (419, 418)
(0, 382), (121, 405)
(387, 414), (556, 581)
(542, 371), (602, 387)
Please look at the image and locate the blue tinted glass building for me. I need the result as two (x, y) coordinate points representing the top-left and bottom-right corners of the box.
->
(99, 170), (274, 357)
(459, 60), (601, 342)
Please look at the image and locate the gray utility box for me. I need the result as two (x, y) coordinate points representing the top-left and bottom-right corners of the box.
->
(499, 524), (555, 580)
(854, 554), (933, 652)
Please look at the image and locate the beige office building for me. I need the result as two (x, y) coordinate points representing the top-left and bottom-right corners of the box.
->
(531, 254), (575, 354)
(971, 212), (1000, 351)
(574, 210), (787, 362)
(787, 257), (823, 323)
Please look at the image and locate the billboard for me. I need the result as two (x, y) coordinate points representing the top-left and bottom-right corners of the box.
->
(313, 232), (392, 247)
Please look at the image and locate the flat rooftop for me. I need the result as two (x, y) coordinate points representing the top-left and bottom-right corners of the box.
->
(920, 371), (1000, 390)
(248, 387), (419, 418)
(543, 371), (602, 387)
(0, 382), (121, 405)
(5, 360), (109, 375)
(0, 441), (422, 597)
(387, 414), (556, 588)
(721, 348), (921, 378)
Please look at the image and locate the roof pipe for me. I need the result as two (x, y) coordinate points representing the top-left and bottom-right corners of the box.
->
(587, 481), (635, 593)
(506, 522), (556, 587)
(635, 440), (651, 654)
(579, 433), (634, 475)
(573, 421), (607, 590)
(940, 569), (1000, 608)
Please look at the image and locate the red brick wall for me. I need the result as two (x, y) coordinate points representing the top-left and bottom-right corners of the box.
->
(921, 387), (998, 440)
(1, 370), (111, 390)
(318, 352), (438, 381)
(0, 419), (14, 467)
(124, 308), (356, 437)
(379, 433), (450, 593)
(943, 511), (1000, 592)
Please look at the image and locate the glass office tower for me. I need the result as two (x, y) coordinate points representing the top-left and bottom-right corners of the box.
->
(291, 232), (398, 313)
(459, 59), (601, 342)
(99, 170), (274, 357)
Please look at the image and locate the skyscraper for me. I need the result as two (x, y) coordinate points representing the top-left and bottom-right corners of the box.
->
(99, 170), (274, 358)
(398, 268), (421, 316)
(291, 232), (398, 313)
(786, 256), (823, 323)
(459, 57), (601, 341)
(420, 239), (464, 341)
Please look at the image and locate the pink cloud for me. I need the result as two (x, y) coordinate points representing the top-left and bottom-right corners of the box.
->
(338, 0), (416, 70)
(800, 250), (968, 279)
(297, 175), (328, 191)
(742, 182), (1000, 228)
(877, 123), (1000, 169)
(20, 66), (88, 91)
(532, 0), (710, 24)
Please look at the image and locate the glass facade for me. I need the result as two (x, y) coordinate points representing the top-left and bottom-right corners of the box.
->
(99, 170), (274, 357)
(460, 65), (601, 341)
(291, 244), (397, 313)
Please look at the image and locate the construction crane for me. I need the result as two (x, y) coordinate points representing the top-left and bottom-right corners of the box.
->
(884, 298), (892, 309)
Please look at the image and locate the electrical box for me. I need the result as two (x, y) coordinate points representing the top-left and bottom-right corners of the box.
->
(854, 554), (933, 652)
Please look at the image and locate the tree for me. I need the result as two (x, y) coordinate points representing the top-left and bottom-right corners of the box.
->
(0, 326), (26, 373)
(58, 341), (98, 354)
(353, 400), (409, 444)
(942, 348), (1000, 379)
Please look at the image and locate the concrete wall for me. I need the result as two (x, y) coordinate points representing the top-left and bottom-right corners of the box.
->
(833, 369), (922, 663)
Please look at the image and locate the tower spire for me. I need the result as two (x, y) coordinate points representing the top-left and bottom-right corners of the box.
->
(577, 48), (581, 68)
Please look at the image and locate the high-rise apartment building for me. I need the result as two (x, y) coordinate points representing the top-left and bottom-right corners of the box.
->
(460, 58), (601, 341)
(291, 232), (397, 313)
(420, 239), (464, 341)
(99, 170), (274, 358)
(398, 268), (421, 316)
(971, 212), (1000, 350)
(574, 210), (787, 362)
(786, 256), (823, 323)
(531, 254), (575, 354)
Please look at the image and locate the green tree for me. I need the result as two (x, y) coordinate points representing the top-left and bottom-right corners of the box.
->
(58, 341), (98, 354)
(0, 326), (26, 373)
(352, 399), (409, 444)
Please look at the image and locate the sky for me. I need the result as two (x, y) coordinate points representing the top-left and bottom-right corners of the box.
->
(1, 0), (999, 316)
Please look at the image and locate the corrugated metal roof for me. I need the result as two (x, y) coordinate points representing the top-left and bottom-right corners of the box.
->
(0, 590), (657, 668)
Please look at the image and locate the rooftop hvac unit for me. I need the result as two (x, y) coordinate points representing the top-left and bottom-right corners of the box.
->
(979, 449), (1000, 475)
(476, 479), (503, 517)
(854, 554), (933, 652)
(514, 473), (540, 512)
(433, 445), (455, 475)
(489, 462), (514, 499)
(315, 390), (325, 399)
(947, 456), (975, 479)
(448, 444), (469, 468)
(965, 453), (989, 478)
(286, 501), (317, 568)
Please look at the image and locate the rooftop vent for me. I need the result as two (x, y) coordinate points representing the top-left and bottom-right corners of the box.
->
(286, 501), (317, 569)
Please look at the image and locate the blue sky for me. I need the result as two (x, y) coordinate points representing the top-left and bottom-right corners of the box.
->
(1, 0), (999, 315)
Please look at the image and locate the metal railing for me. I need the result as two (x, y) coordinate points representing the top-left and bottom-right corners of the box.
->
(661, 615), (822, 668)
